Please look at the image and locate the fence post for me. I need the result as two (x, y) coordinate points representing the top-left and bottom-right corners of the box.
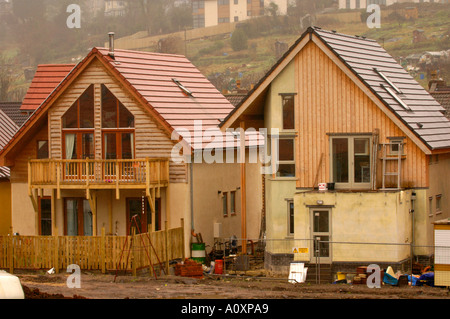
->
(165, 221), (169, 275)
(132, 227), (137, 277)
(54, 227), (59, 274)
(101, 227), (106, 274)
(8, 227), (13, 274)
(180, 218), (185, 261)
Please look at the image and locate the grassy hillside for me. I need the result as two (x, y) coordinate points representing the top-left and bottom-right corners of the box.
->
(186, 2), (450, 93)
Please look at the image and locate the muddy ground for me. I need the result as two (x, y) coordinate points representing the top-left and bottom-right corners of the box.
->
(15, 270), (450, 300)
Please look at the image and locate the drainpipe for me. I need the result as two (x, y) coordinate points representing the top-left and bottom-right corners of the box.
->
(190, 159), (194, 232)
(411, 190), (416, 271)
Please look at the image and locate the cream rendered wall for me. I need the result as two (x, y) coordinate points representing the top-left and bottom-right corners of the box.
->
(263, 59), (297, 248)
(11, 183), (36, 235)
(205, 0), (218, 27)
(192, 150), (262, 249)
(293, 190), (413, 263)
(0, 181), (11, 235)
(230, 0), (248, 22)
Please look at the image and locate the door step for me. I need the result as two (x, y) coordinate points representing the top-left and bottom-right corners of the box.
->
(304, 263), (333, 284)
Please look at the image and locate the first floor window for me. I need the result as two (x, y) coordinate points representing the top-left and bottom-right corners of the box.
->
(288, 200), (294, 236)
(331, 136), (371, 188)
(37, 140), (49, 159)
(230, 191), (236, 215)
(223, 192), (228, 217)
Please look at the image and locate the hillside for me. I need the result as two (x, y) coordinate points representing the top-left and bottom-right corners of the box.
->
(1, 2), (449, 101)
(184, 2), (450, 93)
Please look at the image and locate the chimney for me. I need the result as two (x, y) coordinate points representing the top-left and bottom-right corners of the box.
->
(108, 32), (115, 58)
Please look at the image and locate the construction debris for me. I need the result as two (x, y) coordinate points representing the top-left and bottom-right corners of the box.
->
(175, 259), (204, 279)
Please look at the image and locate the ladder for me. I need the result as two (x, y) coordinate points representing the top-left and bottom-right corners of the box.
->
(381, 142), (403, 190)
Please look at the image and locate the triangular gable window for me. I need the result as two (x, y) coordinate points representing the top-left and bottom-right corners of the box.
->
(101, 84), (134, 128)
(62, 85), (94, 128)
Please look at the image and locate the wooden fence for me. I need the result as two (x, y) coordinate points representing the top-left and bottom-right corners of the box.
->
(0, 224), (184, 276)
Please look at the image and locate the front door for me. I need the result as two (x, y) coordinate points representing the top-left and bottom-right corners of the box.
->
(310, 209), (331, 263)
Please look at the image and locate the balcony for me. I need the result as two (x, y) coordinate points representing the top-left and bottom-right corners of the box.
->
(28, 158), (170, 199)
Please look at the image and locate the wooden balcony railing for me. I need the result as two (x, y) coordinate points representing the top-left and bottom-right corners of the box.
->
(28, 158), (170, 192)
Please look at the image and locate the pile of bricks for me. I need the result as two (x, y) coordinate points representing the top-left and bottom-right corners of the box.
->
(175, 259), (204, 279)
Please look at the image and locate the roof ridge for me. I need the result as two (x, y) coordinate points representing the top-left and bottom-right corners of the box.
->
(311, 26), (378, 43)
(95, 47), (187, 59)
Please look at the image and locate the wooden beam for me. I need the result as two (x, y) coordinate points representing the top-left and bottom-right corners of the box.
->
(240, 121), (247, 255)
(51, 189), (56, 236)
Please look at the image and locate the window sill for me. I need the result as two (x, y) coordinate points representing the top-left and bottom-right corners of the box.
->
(269, 177), (298, 181)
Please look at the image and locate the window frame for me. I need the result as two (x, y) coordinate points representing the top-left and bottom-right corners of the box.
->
(287, 200), (294, 237)
(436, 194), (442, 215)
(37, 140), (49, 159)
(230, 191), (236, 215)
(276, 136), (296, 178)
(280, 93), (296, 131)
(223, 192), (228, 217)
(330, 135), (372, 189)
(39, 197), (52, 236)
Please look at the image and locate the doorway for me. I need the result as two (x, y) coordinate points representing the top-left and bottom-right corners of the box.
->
(126, 197), (161, 235)
(310, 209), (331, 263)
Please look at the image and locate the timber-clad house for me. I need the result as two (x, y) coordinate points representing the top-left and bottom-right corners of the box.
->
(221, 27), (450, 274)
(0, 42), (263, 256)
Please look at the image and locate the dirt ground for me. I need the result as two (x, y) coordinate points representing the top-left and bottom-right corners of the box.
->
(15, 270), (450, 300)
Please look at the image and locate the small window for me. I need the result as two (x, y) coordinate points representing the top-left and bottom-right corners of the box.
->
(223, 192), (228, 217)
(388, 137), (405, 156)
(37, 140), (49, 159)
(277, 138), (295, 177)
(429, 197), (433, 217)
(288, 200), (294, 236)
(281, 94), (295, 130)
(39, 197), (52, 236)
(230, 191), (236, 215)
(436, 195), (442, 214)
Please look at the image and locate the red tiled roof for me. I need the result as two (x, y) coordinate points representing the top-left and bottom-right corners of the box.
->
(21, 64), (75, 111)
(96, 48), (237, 149)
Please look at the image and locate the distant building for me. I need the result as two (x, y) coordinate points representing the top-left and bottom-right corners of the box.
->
(192, 0), (293, 29)
(0, 0), (12, 16)
(338, 0), (446, 10)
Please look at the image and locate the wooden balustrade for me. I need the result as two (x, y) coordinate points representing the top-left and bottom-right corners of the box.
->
(28, 158), (170, 190)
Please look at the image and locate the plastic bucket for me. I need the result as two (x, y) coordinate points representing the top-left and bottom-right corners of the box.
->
(191, 243), (206, 264)
(215, 259), (223, 274)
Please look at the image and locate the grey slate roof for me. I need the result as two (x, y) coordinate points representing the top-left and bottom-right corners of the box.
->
(0, 108), (19, 180)
(313, 28), (450, 151)
(0, 102), (30, 127)
(221, 27), (450, 151)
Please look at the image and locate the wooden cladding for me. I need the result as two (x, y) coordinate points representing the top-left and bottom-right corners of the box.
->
(46, 59), (187, 183)
(294, 42), (428, 189)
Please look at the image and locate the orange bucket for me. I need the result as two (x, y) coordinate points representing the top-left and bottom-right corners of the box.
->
(215, 259), (223, 274)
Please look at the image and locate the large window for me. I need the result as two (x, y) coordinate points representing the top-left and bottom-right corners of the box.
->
(62, 85), (95, 160)
(331, 136), (371, 188)
(101, 84), (135, 160)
